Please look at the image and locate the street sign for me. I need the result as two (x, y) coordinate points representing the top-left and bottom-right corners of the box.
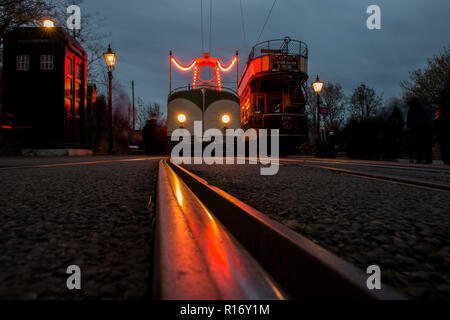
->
(319, 107), (328, 115)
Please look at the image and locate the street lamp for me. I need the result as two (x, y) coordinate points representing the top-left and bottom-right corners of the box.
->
(312, 75), (324, 156)
(103, 45), (117, 154)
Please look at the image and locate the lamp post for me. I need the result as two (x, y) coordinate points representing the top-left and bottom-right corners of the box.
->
(201, 87), (206, 135)
(312, 75), (324, 155)
(103, 45), (117, 154)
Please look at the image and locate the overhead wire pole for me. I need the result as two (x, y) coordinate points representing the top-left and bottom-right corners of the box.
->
(169, 50), (172, 93)
(236, 50), (239, 94)
(200, 0), (204, 53)
(209, 0), (212, 54)
(132, 80), (135, 131)
(209, 0), (213, 82)
(239, 0), (249, 56)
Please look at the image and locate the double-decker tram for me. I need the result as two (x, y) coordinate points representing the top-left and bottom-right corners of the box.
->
(167, 51), (240, 146)
(238, 37), (309, 155)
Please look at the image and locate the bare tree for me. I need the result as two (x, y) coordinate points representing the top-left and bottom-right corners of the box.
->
(136, 98), (163, 130)
(401, 46), (450, 104)
(321, 82), (346, 129)
(305, 81), (347, 133)
(304, 86), (318, 134)
(48, 0), (110, 82)
(349, 83), (383, 120)
(0, 0), (52, 46)
(0, 0), (109, 82)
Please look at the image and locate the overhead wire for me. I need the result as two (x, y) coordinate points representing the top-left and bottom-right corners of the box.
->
(239, 0), (249, 56)
(256, 0), (277, 43)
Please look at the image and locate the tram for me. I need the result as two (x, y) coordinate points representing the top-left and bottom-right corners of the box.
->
(238, 37), (309, 154)
(166, 52), (241, 139)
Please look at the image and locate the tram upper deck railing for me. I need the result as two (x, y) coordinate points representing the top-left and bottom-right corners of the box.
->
(169, 84), (238, 97)
(248, 38), (308, 61)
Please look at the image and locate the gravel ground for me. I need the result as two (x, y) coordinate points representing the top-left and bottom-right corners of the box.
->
(183, 162), (450, 299)
(0, 156), (159, 299)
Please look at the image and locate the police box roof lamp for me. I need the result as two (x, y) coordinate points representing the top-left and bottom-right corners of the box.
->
(103, 45), (117, 71)
(43, 19), (55, 28)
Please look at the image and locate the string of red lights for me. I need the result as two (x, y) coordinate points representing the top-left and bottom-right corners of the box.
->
(171, 53), (237, 91)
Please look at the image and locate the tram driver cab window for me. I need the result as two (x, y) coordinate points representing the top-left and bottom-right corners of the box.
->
(269, 92), (282, 113)
(255, 95), (264, 114)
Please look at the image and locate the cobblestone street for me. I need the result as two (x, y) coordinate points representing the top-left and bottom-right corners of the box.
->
(183, 160), (450, 299)
(0, 156), (160, 299)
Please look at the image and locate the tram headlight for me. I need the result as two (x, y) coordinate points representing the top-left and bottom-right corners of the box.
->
(221, 114), (231, 125)
(177, 113), (187, 124)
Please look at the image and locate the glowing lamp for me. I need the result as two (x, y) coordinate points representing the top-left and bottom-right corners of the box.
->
(312, 75), (324, 94)
(177, 113), (187, 124)
(103, 45), (117, 71)
(43, 20), (55, 28)
(221, 114), (231, 124)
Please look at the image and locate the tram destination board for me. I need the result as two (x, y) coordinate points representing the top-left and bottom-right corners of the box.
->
(271, 55), (299, 71)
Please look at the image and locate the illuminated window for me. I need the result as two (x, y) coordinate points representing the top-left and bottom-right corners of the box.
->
(76, 82), (82, 99)
(76, 63), (82, 79)
(255, 95), (264, 113)
(67, 57), (73, 75)
(269, 92), (282, 113)
(40, 55), (54, 70)
(65, 78), (73, 98)
(16, 55), (30, 71)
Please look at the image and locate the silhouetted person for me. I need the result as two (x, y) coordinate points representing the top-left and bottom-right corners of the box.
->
(327, 131), (337, 158)
(143, 115), (158, 155)
(407, 97), (434, 164)
(435, 87), (450, 165)
(383, 107), (405, 159)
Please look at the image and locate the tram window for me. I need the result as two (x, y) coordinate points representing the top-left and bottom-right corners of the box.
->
(269, 93), (282, 113)
(255, 95), (264, 114)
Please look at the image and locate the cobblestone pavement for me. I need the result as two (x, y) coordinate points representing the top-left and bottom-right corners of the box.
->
(183, 161), (450, 299)
(0, 156), (160, 299)
(284, 158), (450, 186)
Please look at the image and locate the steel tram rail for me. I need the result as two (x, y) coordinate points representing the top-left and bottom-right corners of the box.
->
(282, 157), (450, 172)
(278, 160), (450, 192)
(153, 158), (405, 299)
(153, 159), (285, 299)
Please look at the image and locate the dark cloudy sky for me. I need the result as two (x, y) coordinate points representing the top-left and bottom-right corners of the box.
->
(83, 0), (450, 115)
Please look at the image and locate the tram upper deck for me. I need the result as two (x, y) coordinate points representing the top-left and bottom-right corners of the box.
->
(238, 38), (308, 97)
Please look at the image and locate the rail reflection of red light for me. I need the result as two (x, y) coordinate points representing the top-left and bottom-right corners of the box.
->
(1, 125), (12, 130)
